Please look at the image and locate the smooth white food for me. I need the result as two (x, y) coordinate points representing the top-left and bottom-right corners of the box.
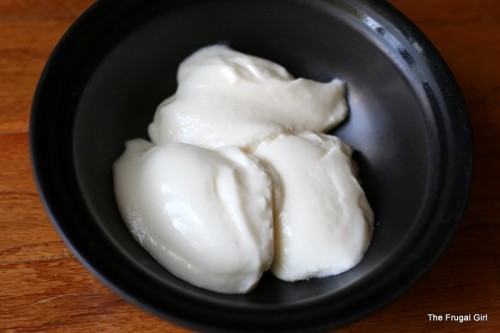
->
(113, 45), (374, 293)
(148, 44), (348, 150)
(113, 139), (274, 294)
(254, 132), (374, 281)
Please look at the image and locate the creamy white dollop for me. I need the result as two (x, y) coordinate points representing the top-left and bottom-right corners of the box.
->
(113, 45), (374, 294)
(254, 132), (374, 281)
(148, 44), (347, 150)
(113, 139), (273, 293)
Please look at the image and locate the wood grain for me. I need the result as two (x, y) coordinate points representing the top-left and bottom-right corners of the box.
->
(0, 0), (95, 19)
(1, 0), (499, 332)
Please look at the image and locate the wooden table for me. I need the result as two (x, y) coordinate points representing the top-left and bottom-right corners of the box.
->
(1, 1), (498, 332)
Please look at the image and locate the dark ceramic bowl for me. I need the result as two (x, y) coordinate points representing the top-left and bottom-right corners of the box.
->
(30, 0), (473, 331)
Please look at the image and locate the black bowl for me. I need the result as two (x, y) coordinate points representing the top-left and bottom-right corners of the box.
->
(30, 0), (473, 331)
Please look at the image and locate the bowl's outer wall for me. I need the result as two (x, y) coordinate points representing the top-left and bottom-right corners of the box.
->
(31, 0), (472, 332)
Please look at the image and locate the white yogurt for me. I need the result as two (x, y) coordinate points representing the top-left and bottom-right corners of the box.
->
(113, 45), (373, 293)
(254, 132), (374, 281)
(113, 140), (273, 293)
(148, 45), (347, 150)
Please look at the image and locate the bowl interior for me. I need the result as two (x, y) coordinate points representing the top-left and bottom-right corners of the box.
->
(75, 0), (432, 300)
(32, 0), (471, 331)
